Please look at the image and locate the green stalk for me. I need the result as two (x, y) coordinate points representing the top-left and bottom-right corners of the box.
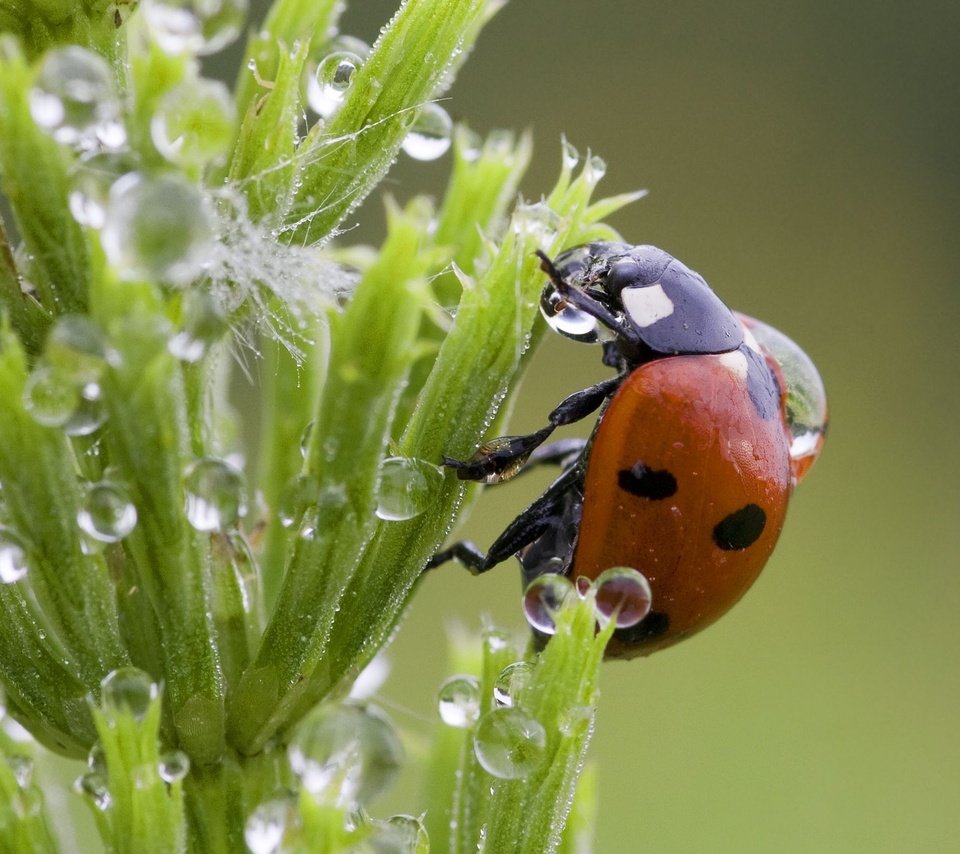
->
(229, 197), (438, 753)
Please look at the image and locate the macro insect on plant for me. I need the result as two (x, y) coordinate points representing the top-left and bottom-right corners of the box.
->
(430, 242), (828, 656)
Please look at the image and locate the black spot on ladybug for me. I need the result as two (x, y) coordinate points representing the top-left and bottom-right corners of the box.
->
(617, 463), (677, 500)
(743, 345), (780, 420)
(613, 610), (670, 644)
(713, 503), (766, 550)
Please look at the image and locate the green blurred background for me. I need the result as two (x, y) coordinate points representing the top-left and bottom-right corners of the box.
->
(255, 1), (959, 851)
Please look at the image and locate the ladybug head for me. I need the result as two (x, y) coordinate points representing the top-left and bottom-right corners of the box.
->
(541, 242), (744, 357)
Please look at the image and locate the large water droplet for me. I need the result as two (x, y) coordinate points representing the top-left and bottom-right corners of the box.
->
(22, 364), (79, 427)
(592, 567), (653, 628)
(151, 77), (236, 170)
(365, 815), (430, 854)
(74, 771), (112, 811)
(62, 382), (106, 436)
(540, 283), (598, 342)
(142, 0), (248, 56)
(401, 103), (453, 161)
(738, 314), (828, 484)
(437, 675), (481, 728)
(522, 574), (573, 635)
(101, 173), (216, 285)
(183, 458), (246, 532)
(0, 528), (28, 584)
(69, 151), (139, 229)
(100, 667), (158, 722)
(473, 707), (547, 780)
(493, 661), (534, 708)
(29, 46), (123, 150)
(375, 457), (443, 521)
(307, 50), (363, 118)
(245, 797), (294, 854)
(158, 749), (190, 784)
(77, 481), (138, 543)
(168, 289), (227, 362)
(287, 704), (403, 809)
(46, 315), (111, 385)
(276, 474), (317, 529)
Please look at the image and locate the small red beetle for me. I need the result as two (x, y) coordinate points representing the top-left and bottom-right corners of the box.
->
(430, 243), (827, 656)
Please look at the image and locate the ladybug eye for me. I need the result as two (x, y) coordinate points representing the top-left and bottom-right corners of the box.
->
(739, 314), (828, 484)
(539, 285), (599, 342)
(605, 257), (641, 294)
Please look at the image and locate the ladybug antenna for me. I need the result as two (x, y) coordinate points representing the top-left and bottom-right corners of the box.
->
(535, 250), (568, 293)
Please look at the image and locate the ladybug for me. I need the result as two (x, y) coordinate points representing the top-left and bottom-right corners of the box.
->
(429, 242), (827, 657)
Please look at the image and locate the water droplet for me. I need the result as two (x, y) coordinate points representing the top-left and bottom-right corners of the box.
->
(183, 458), (246, 532)
(366, 814), (430, 853)
(287, 703), (403, 809)
(493, 661), (534, 708)
(87, 743), (106, 775)
(561, 138), (580, 171)
(738, 314), (828, 484)
(457, 126), (483, 161)
(307, 50), (363, 118)
(401, 103), (453, 161)
(69, 150), (139, 228)
(299, 420), (313, 459)
(7, 754), (33, 788)
(592, 567), (652, 628)
(245, 797), (293, 854)
(62, 382), (106, 436)
(22, 365), (79, 427)
(437, 675), (481, 728)
(168, 289), (227, 362)
(100, 667), (158, 722)
(515, 201), (562, 248)
(142, 0), (248, 56)
(46, 315), (111, 385)
(158, 749), (190, 783)
(276, 474), (316, 528)
(77, 481), (138, 543)
(101, 173), (216, 285)
(74, 771), (112, 811)
(29, 46), (123, 149)
(375, 457), (443, 521)
(472, 707), (547, 780)
(584, 154), (607, 183)
(0, 528), (29, 584)
(522, 574), (573, 635)
(540, 284), (598, 342)
(151, 77), (236, 170)
(558, 704), (593, 738)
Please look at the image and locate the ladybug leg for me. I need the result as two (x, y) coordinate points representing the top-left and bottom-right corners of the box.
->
(427, 466), (581, 574)
(443, 376), (620, 483)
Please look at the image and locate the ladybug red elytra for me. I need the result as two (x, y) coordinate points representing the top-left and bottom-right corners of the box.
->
(430, 243), (827, 657)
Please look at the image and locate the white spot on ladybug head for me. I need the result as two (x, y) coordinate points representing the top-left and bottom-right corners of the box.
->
(718, 349), (749, 380)
(621, 283), (674, 328)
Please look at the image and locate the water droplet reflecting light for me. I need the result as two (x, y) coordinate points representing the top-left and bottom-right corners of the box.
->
(376, 457), (443, 521)
(401, 103), (453, 161)
(437, 675), (481, 728)
(522, 574), (573, 635)
(473, 707), (547, 780)
(592, 567), (652, 628)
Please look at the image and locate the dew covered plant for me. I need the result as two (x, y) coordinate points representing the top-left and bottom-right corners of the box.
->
(0, 0), (643, 851)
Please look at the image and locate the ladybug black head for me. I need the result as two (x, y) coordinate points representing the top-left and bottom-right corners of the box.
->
(545, 243), (744, 357)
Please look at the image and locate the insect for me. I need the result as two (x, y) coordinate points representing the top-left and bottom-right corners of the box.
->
(430, 242), (827, 657)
